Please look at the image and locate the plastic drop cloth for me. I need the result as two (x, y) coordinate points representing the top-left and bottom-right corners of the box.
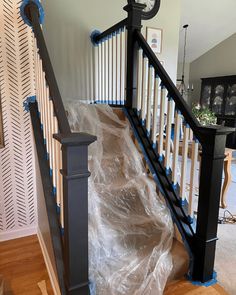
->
(66, 101), (174, 295)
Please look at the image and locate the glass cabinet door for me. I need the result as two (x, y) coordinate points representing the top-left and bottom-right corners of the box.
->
(201, 85), (212, 108)
(211, 84), (224, 115)
(225, 84), (236, 116)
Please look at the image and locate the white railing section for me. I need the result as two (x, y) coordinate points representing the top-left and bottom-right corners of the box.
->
(136, 49), (202, 223)
(34, 40), (64, 229)
(93, 27), (127, 105)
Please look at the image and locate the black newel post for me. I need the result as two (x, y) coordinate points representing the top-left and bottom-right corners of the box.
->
(192, 129), (229, 282)
(54, 133), (96, 295)
(124, 2), (145, 109)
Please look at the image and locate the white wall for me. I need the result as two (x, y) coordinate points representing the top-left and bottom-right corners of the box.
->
(189, 33), (236, 105)
(42, 0), (181, 101)
(0, 0), (37, 240)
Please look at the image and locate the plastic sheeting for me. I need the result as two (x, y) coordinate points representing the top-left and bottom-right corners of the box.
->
(66, 101), (174, 295)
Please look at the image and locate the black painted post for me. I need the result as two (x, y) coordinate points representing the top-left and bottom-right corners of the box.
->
(192, 128), (231, 282)
(124, 2), (145, 109)
(54, 133), (96, 295)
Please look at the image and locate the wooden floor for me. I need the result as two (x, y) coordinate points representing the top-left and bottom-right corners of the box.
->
(0, 235), (229, 295)
(0, 235), (53, 295)
(165, 280), (229, 295)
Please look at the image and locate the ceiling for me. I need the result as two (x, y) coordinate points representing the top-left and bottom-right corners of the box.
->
(178, 0), (236, 64)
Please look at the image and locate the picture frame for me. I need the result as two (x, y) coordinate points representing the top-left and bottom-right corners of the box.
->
(146, 27), (163, 55)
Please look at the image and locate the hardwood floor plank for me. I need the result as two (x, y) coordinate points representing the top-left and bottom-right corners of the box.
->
(0, 235), (53, 295)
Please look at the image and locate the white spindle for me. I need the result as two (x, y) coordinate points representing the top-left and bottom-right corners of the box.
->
(180, 124), (190, 202)
(105, 38), (109, 102)
(120, 28), (125, 105)
(112, 32), (117, 104)
(137, 48), (143, 111)
(188, 138), (199, 221)
(59, 147), (64, 228)
(151, 75), (160, 146)
(94, 43), (99, 102)
(158, 84), (166, 159)
(102, 40), (106, 103)
(116, 30), (121, 104)
(172, 111), (181, 185)
(98, 42), (102, 102)
(146, 65), (154, 134)
(164, 96), (174, 171)
(108, 36), (112, 103)
(141, 56), (148, 124)
(50, 100), (56, 190)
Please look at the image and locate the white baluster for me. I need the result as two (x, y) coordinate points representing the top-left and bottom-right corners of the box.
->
(180, 124), (190, 203)
(146, 65), (154, 135)
(141, 56), (148, 124)
(158, 84), (166, 160)
(108, 35), (112, 103)
(94, 42), (99, 102)
(112, 32), (117, 104)
(59, 147), (64, 228)
(116, 30), (121, 104)
(105, 38), (109, 102)
(98, 42), (102, 102)
(164, 96), (174, 172)
(188, 137), (199, 222)
(137, 48), (143, 112)
(120, 27), (125, 105)
(172, 111), (182, 186)
(151, 74), (160, 147)
(101, 40), (105, 103)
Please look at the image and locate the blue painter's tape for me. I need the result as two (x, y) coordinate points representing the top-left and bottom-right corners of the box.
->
(57, 205), (60, 215)
(141, 119), (146, 126)
(40, 123), (43, 131)
(52, 186), (56, 197)
(20, 0), (44, 27)
(23, 95), (36, 112)
(152, 142), (157, 149)
(60, 227), (64, 237)
(112, 32), (116, 37)
(50, 168), (53, 177)
(159, 154), (164, 162)
(165, 167), (171, 175)
(90, 30), (101, 46)
(172, 183), (178, 190)
(147, 130), (150, 137)
(155, 73), (159, 79)
(187, 271), (217, 287)
(179, 198), (187, 207)
(187, 215), (194, 224)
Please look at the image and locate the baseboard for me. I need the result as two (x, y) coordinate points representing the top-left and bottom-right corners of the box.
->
(0, 226), (37, 242)
(37, 229), (61, 295)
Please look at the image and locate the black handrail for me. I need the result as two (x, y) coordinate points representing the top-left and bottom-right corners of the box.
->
(26, 2), (71, 134)
(94, 18), (128, 43)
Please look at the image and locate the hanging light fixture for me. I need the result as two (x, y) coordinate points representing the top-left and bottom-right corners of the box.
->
(177, 24), (193, 100)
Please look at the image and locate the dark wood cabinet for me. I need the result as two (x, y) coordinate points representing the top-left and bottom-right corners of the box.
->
(200, 75), (236, 149)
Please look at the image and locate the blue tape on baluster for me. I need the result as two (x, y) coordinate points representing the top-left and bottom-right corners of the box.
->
(60, 227), (64, 237)
(90, 30), (101, 46)
(172, 182), (178, 190)
(165, 167), (171, 175)
(186, 271), (217, 287)
(187, 215), (194, 225)
(159, 154), (164, 162)
(20, 0), (44, 27)
(52, 186), (56, 197)
(160, 82), (165, 89)
(141, 119), (146, 127)
(56, 205), (60, 215)
(23, 95), (36, 112)
(50, 168), (53, 177)
(167, 94), (173, 101)
(40, 123), (43, 131)
(152, 142), (157, 149)
(179, 198), (187, 207)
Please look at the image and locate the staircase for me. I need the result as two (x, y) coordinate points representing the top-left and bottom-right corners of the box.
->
(20, 1), (234, 294)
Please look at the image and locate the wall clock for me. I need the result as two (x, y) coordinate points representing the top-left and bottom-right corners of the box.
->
(128, 0), (161, 20)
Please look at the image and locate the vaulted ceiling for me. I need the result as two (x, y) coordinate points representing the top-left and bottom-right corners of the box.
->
(178, 0), (236, 63)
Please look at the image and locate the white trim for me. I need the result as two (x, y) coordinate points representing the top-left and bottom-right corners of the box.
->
(0, 226), (37, 242)
(37, 229), (61, 295)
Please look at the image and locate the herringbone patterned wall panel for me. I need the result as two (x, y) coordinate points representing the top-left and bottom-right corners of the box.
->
(0, 0), (37, 238)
